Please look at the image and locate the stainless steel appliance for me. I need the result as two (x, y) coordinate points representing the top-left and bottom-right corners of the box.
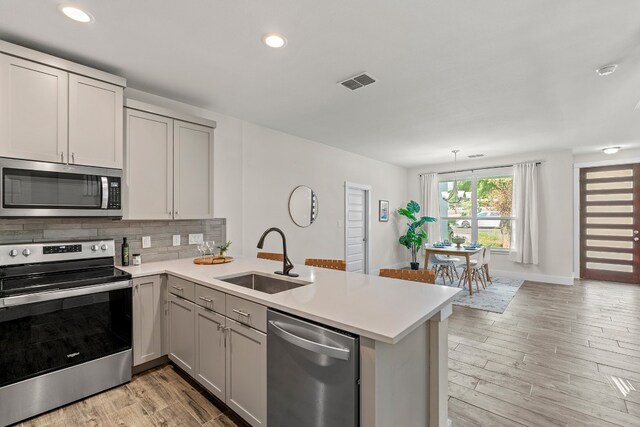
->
(267, 309), (359, 427)
(0, 240), (132, 426)
(0, 157), (122, 217)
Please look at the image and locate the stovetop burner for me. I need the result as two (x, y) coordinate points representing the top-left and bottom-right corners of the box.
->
(0, 240), (130, 298)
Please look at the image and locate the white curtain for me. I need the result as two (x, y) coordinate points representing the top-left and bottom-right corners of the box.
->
(420, 172), (441, 243)
(509, 163), (539, 264)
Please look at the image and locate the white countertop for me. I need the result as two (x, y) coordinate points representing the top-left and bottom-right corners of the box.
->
(120, 257), (460, 344)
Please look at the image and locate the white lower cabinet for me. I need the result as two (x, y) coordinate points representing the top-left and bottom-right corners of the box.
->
(226, 318), (267, 426)
(167, 282), (267, 427)
(195, 306), (226, 401)
(167, 293), (196, 375)
(132, 276), (164, 366)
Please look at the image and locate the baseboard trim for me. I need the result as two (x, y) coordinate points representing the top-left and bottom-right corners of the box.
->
(492, 269), (574, 286)
(132, 355), (169, 375)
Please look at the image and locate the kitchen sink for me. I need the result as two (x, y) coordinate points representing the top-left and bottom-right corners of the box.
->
(218, 272), (312, 294)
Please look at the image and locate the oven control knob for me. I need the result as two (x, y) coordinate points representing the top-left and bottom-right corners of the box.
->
(101, 244), (108, 251)
(91, 244), (99, 252)
(9, 249), (18, 257)
(22, 249), (31, 257)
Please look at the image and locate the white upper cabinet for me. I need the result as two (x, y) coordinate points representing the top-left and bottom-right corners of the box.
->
(125, 110), (173, 220)
(174, 120), (214, 219)
(124, 101), (215, 220)
(0, 42), (125, 168)
(0, 53), (68, 163)
(69, 74), (123, 168)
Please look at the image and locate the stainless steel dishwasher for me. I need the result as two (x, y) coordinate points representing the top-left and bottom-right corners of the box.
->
(267, 309), (359, 427)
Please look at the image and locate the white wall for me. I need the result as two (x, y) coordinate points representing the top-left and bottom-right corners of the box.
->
(407, 149), (575, 285)
(242, 122), (408, 272)
(573, 148), (640, 165)
(125, 88), (408, 271)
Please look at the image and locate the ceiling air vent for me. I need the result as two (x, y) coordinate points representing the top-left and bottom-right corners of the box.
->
(468, 154), (485, 159)
(339, 73), (376, 90)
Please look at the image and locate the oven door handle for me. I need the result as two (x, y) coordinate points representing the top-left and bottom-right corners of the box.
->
(101, 177), (109, 209)
(0, 280), (132, 308)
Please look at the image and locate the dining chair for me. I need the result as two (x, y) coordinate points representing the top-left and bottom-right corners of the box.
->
(427, 254), (458, 285)
(257, 252), (284, 261)
(379, 268), (435, 284)
(458, 247), (486, 293)
(304, 259), (347, 271)
(482, 247), (492, 285)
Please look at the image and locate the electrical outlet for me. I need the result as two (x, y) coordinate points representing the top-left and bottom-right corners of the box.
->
(142, 236), (151, 248)
(189, 233), (203, 245)
(172, 235), (181, 246)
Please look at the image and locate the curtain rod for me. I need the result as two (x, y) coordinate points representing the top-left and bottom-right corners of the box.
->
(419, 161), (543, 177)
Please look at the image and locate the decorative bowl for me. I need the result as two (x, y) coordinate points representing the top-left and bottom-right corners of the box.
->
(451, 236), (466, 248)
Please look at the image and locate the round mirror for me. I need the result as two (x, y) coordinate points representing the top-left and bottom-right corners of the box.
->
(289, 185), (318, 227)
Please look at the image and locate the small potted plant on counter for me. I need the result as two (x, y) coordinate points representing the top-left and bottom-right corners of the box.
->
(219, 240), (232, 257)
(398, 200), (437, 270)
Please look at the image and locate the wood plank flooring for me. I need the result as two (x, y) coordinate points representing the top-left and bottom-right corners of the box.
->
(14, 278), (640, 426)
(448, 279), (640, 427)
(15, 364), (247, 427)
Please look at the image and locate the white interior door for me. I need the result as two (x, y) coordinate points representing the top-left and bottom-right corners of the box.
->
(345, 183), (370, 273)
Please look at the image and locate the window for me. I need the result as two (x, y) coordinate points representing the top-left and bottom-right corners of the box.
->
(438, 175), (513, 250)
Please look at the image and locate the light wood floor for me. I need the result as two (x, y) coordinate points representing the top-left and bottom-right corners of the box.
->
(448, 279), (640, 427)
(16, 279), (640, 426)
(16, 364), (246, 427)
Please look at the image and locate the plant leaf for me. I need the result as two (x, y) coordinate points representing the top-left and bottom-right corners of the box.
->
(407, 200), (420, 214)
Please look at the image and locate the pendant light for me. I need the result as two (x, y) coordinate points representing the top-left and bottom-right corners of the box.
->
(441, 150), (465, 204)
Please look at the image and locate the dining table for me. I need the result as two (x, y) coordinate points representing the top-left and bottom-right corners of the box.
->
(424, 244), (483, 296)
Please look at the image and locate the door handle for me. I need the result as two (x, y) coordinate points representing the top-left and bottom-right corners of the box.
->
(268, 320), (350, 360)
(232, 308), (250, 318)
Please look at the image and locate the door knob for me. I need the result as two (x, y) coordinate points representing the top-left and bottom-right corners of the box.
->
(634, 230), (639, 235)
(634, 237), (639, 242)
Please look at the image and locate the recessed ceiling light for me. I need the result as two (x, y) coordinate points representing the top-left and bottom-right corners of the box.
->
(60, 6), (94, 23)
(596, 64), (617, 76)
(263, 34), (287, 48)
(602, 146), (621, 154)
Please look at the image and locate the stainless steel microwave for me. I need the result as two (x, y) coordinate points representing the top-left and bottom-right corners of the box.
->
(0, 158), (122, 217)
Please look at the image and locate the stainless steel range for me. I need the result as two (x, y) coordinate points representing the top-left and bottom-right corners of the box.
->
(0, 240), (132, 426)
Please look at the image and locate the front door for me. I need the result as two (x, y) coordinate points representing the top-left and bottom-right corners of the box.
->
(580, 164), (639, 283)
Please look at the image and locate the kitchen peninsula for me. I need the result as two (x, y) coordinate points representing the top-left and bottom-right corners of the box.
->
(121, 256), (460, 427)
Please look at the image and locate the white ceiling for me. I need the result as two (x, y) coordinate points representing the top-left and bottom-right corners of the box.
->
(1, 0), (640, 168)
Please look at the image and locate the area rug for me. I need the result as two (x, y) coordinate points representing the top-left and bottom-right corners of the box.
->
(434, 275), (524, 314)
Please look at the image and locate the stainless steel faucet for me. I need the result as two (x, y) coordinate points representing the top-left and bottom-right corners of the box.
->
(257, 227), (298, 277)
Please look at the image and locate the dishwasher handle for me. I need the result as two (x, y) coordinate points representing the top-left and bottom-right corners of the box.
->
(268, 320), (350, 361)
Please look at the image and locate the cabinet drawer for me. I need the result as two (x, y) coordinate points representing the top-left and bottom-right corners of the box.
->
(195, 285), (225, 314)
(226, 295), (267, 333)
(168, 275), (195, 302)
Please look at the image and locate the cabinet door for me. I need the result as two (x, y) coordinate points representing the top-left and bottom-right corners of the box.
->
(226, 318), (266, 427)
(195, 307), (226, 401)
(132, 276), (163, 366)
(124, 109), (173, 219)
(0, 54), (68, 163)
(168, 294), (196, 376)
(173, 120), (214, 219)
(68, 74), (123, 168)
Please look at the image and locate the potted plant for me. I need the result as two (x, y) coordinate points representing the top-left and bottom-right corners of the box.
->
(398, 200), (437, 270)
(218, 240), (232, 257)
